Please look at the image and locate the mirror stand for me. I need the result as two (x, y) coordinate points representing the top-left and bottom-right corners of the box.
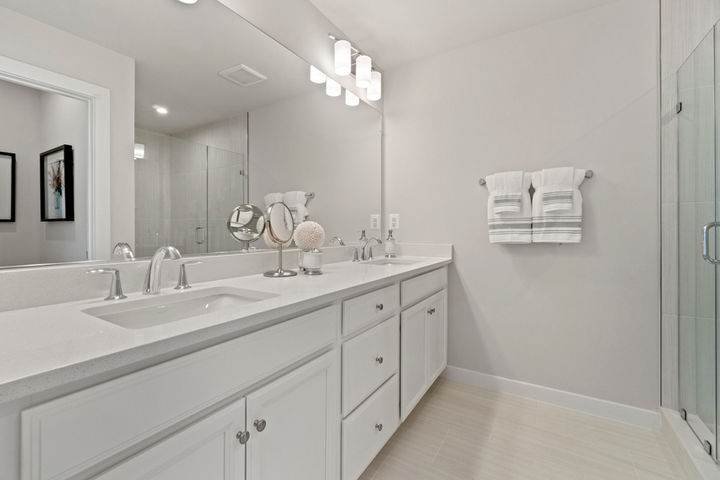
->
(264, 246), (297, 278)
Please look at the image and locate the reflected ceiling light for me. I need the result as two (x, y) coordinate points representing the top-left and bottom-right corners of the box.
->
(176, 0), (199, 4)
(325, 78), (341, 97)
(152, 104), (169, 115)
(134, 143), (145, 160)
(355, 55), (372, 88)
(367, 71), (382, 101)
(345, 89), (359, 107)
(309, 65), (326, 84)
(334, 40), (352, 76)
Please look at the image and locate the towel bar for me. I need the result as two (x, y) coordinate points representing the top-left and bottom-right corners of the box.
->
(478, 170), (593, 186)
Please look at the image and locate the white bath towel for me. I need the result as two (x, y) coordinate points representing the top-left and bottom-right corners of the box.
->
(486, 171), (524, 214)
(264, 192), (283, 209)
(540, 167), (575, 212)
(531, 168), (585, 243)
(486, 172), (532, 244)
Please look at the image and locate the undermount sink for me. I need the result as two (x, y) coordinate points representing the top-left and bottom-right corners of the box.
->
(83, 287), (277, 329)
(364, 258), (421, 266)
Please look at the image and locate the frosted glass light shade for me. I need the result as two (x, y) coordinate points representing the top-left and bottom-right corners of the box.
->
(134, 143), (145, 160)
(334, 40), (352, 76)
(345, 89), (359, 107)
(325, 78), (341, 97)
(367, 71), (382, 101)
(356, 55), (372, 88)
(309, 65), (326, 84)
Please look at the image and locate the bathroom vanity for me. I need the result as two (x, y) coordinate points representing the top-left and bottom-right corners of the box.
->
(0, 254), (450, 480)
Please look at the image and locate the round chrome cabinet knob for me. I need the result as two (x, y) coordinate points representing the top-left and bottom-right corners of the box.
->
(376, 356), (384, 364)
(236, 431), (250, 444)
(375, 423), (383, 432)
(376, 303), (384, 311)
(254, 419), (267, 432)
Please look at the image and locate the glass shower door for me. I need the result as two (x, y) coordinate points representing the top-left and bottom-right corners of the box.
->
(678, 29), (717, 458)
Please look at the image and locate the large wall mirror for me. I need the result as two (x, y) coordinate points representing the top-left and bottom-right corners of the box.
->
(0, 0), (381, 267)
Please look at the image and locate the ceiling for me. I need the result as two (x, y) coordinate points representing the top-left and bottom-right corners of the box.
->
(309, 0), (619, 68)
(0, 0), (315, 134)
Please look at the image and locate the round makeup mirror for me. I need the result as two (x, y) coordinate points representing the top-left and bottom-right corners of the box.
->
(264, 202), (297, 277)
(227, 204), (266, 250)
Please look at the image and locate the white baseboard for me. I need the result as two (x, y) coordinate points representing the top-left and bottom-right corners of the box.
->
(442, 366), (661, 429)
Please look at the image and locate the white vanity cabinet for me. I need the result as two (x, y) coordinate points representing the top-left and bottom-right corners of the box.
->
(400, 270), (448, 421)
(95, 398), (247, 480)
(245, 351), (339, 480)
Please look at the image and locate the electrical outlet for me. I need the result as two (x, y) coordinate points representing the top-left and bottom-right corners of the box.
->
(370, 214), (380, 230)
(389, 213), (400, 230)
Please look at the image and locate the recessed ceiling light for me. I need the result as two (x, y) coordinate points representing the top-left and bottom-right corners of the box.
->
(176, 0), (198, 4)
(153, 105), (169, 115)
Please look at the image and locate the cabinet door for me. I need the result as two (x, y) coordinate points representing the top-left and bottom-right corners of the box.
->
(95, 399), (246, 480)
(246, 350), (340, 480)
(400, 300), (428, 421)
(426, 289), (448, 385)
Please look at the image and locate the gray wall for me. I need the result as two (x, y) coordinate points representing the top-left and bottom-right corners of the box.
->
(384, 0), (660, 409)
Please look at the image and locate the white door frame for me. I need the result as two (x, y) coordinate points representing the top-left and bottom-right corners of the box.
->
(0, 54), (111, 260)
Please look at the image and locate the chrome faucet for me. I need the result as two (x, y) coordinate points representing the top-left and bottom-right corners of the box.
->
(143, 246), (182, 295)
(330, 235), (346, 246)
(112, 242), (135, 261)
(362, 237), (383, 261)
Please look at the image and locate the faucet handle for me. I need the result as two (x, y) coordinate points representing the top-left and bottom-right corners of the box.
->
(87, 268), (127, 301)
(175, 261), (202, 290)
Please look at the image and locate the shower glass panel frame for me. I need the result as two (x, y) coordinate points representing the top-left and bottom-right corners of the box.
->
(134, 129), (248, 258)
(678, 27), (718, 460)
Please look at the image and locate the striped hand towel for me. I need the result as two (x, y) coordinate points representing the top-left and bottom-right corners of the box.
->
(531, 168), (585, 243)
(486, 172), (532, 244)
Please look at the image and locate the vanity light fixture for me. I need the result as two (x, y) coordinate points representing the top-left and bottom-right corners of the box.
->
(367, 71), (382, 101)
(355, 55), (372, 88)
(176, 0), (199, 4)
(152, 104), (169, 115)
(310, 65), (326, 84)
(325, 77), (341, 97)
(334, 40), (352, 76)
(345, 89), (359, 107)
(134, 143), (145, 160)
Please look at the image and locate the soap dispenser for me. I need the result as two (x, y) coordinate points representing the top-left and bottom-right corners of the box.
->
(384, 230), (397, 258)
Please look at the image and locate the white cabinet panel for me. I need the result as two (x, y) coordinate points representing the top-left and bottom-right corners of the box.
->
(426, 290), (448, 384)
(343, 285), (399, 336)
(400, 288), (448, 421)
(342, 375), (399, 480)
(95, 399), (246, 480)
(246, 351), (340, 480)
(400, 301), (427, 421)
(342, 315), (399, 416)
(400, 267), (447, 307)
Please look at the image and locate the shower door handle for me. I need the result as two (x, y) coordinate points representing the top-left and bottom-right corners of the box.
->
(702, 222), (720, 264)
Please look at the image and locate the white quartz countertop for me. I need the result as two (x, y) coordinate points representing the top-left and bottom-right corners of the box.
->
(0, 256), (450, 403)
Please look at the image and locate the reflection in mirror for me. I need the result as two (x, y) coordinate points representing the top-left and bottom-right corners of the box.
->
(263, 202), (297, 278)
(227, 204), (266, 250)
(0, 0), (381, 268)
(0, 77), (88, 267)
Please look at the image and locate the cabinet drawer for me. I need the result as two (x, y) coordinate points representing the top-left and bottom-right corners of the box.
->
(21, 305), (339, 480)
(342, 375), (399, 480)
(342, 316), (399, 416)
(401, 267), (447, 307)
(342, 284), (399, 336)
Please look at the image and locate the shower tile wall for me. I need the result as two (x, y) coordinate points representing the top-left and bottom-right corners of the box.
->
(661, 0), (720, 409)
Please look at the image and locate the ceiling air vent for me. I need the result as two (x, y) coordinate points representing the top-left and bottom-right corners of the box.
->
(218, 64), (267, 87)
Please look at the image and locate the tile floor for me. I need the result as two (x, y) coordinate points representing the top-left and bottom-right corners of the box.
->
(361, 378), (687, 479)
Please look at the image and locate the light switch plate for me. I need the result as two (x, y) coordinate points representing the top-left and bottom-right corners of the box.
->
(389, 213), (400, 230)
(370, 214), (380, 230)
